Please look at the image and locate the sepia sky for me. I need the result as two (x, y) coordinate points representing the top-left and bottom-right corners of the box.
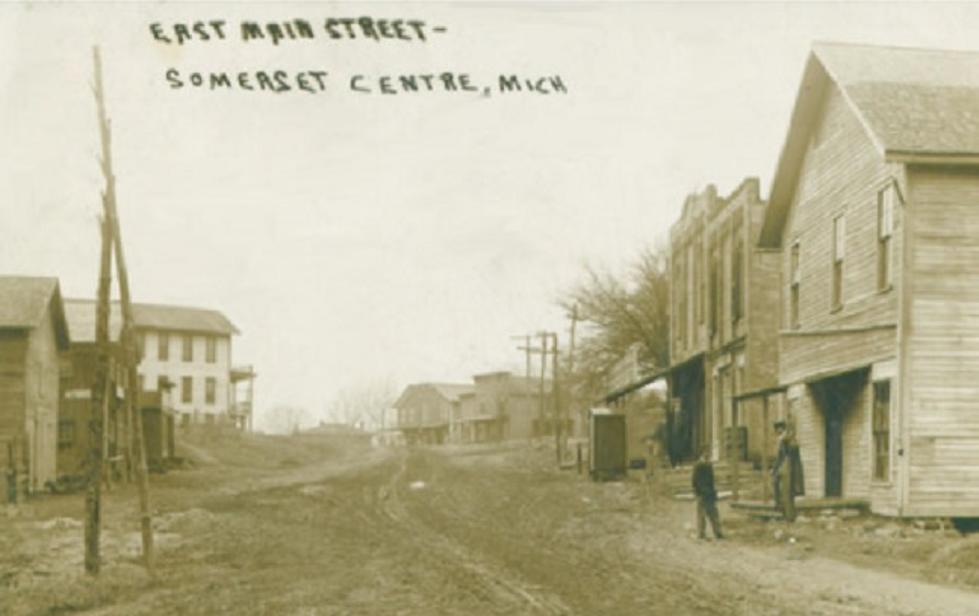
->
(3, 2), (979, 431)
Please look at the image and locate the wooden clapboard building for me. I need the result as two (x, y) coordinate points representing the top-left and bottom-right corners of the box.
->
(759, 42), (979, 516)
(0, 277), (70, 495)
(59, 299), (126, 477)
(668, 178), (780, 463)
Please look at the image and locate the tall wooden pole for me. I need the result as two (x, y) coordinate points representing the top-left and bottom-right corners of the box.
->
(551, 333), (561, 465)
(93, 46), (154, 571)
(537, 332), (548, 439)
(85, 213), (112, 575)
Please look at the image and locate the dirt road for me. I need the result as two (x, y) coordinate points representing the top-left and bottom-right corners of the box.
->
(4, 436), (979, 615)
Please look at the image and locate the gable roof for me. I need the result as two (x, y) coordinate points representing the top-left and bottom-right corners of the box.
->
(394, 382), (475, 409)
(132, 302), (239, 336)
(760, 41), (979, 247)
(0, 276), (69, 349)
(63, 298), (239, 340)
(429, 383), (475, 403)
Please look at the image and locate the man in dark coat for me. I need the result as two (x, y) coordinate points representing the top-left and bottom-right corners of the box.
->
(691, 451), (723, 540)
(772, 420), (805, 522)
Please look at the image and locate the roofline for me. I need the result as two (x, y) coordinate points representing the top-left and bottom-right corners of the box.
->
(812, 39), (979, 57)
(886, 151), (979, 165)
(761, 42), (979, 248)
(64, 297), (240, 336)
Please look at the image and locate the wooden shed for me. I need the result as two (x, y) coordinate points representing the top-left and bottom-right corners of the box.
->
(0, 276), (70, 497)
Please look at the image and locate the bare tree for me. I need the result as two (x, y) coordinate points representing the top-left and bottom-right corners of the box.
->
(324, 379), (399, 431)
(269, 406), (311, 435)
(559, 244), (670, 404)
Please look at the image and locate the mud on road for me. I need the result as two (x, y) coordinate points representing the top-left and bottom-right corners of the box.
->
(4, 436), (979, 615)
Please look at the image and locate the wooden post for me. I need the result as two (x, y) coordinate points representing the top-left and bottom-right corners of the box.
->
(730, 397), (740, 501)
(551, 333), (561, 465)
(85, 213), (112, 575)
(93, 46), (154, 571)
(101, 376), (112, 491)
(538, 333), (547, 440)
(761, 394), (770, 503)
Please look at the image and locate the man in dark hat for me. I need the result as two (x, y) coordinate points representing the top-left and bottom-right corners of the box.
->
(772, 420), (804, 521)
(691, 451), (723, 540)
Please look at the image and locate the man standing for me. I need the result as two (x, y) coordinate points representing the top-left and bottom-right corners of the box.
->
(691, 451), (723, 540)
(772, 420), (805, 522)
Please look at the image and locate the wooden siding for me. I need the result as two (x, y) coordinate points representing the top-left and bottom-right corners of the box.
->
(0, 331), (28, 435)
(790, 386), (823, 498)
(0, 330), (28, 481)
(780, 327), (895, 385)
(779, 83), (901, 349)
(840, 380), (871, 499)
(905, 166), (979, 515)
(745, 249), (781, 393)
(25, 300), (60, 490)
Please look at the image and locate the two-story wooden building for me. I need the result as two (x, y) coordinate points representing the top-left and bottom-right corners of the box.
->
(0, 277), (69, 496)
(461, 371), (558, 443)
(759, 42), (979, 516)
(394, 382), (473, 445)
(669, 178), (781, 463)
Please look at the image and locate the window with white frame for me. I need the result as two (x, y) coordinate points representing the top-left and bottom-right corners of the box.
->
(789, 241), (801, 329)
(878, 185), (895, 290)
(832, 215), (845, 310)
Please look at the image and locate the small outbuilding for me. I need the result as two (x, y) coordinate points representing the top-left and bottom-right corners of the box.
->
(0, 276), (70, 497)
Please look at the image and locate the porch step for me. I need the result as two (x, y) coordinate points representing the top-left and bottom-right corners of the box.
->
(731, 497), (869, 515)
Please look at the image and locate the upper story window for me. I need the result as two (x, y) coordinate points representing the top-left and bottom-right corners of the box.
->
(789, 240), (801, 329)
(676, 252), (687, 348)
(182, 334), (193, 362)
(732, 213), (744, 323)
(206, 336), (217, 363)
(698, 238), (706, 325)
(878, 185), (896, 290)
(136, 332), (145, 360)
(709, 246), (720, 337)
(832, 214), (846, 310)
(181, 376), (193, 404)
(158, 332), (169, 361)
(205, 377), (216, 404)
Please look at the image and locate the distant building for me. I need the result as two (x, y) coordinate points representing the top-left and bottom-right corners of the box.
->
(394, 383), (473, 445)
(459, 371), (559, 443)
(65, 299), (251, 430)
(0, 276), (69, 495)
(131, 302), (241, 428)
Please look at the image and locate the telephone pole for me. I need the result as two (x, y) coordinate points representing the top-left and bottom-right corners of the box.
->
(93, 46), (154, 571)
(537, 332), (549, 439)
(551, 332), (561, 465)
(85, 213), (111, 575)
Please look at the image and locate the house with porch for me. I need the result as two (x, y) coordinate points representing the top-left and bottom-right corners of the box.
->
(394, 382), (473, 445)
(668, 178), (781, 466)
(0, 277), (70, 496)
(758, 42), (979, 517)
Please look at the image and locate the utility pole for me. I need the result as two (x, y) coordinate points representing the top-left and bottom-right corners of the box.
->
(537, 332), (548, 440)
(93, 46), (154, 571)
(551, 332), (561, 465)
(510, 334), (534, 383)
(567, 305), (578, 439)
(85, 213), (111, 575)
